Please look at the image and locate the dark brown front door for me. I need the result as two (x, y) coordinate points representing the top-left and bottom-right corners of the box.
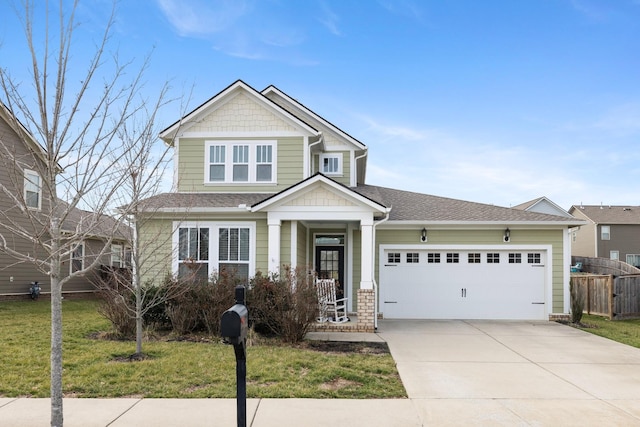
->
(315, 246), (345, 298)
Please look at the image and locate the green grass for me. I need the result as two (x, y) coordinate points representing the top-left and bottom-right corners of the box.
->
(0, 300), (405, 399)
(579, 314), (640, 348)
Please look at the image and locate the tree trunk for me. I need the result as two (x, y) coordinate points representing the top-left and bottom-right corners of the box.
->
(50, 275), (63, 427)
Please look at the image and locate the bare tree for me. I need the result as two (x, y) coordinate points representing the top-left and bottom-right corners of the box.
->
(0, 2), (172, 425)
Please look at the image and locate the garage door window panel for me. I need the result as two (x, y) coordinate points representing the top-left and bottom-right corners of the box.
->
(509, 253), (522, 264)
(527, 253), (541, 264)
(468, 253), (481, 264)
(406, 253), (419, 263)
(388, 253), (400, 264)
(446, 253), (459, 263)
(487, 253), (500, 263)
(427, 253), (440, 263)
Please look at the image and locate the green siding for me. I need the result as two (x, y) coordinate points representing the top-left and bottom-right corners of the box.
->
(137, 218), (174, 285)
(177, 137), (304, 193)
(313, 151), (351, 186)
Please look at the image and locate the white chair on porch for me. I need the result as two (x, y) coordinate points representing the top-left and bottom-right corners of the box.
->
(315, 278), (349, 323)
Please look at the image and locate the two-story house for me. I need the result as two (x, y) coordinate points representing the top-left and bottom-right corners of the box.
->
(137, 80), (583, 329)
(569, 204), (640, 267)
(0, 102), (130, 299)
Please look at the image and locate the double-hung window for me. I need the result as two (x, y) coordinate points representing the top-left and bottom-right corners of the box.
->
(178, 227), (210, 282)
(71, 242), (84, 273)
(111, 244), (123, 268)
(24, 169), (41, 209)
(218, 227), (251, 281)
(205, 141), (276, 183)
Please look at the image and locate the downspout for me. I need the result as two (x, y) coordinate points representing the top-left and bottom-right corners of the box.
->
(371, 208), (391, 330)
(308, 132), (324, 177)
(353, 148), (368, 186)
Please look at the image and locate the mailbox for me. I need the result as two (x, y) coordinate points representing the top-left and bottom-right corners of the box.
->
(221, 303), (248, 345)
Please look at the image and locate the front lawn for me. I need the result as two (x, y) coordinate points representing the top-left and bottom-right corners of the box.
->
(578, 314), (640, 348)
(0, 300), (405, 398)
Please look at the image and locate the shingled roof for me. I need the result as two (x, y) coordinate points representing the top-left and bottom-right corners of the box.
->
(138, 184), (580, 224)
(569, 205), (640, 224)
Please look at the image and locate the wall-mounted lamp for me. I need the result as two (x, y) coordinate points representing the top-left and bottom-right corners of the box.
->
(421, 227), (427, 242)
(503, 227), (511, 243)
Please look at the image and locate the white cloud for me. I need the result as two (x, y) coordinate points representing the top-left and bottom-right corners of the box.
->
(156, 0), (250, 37)
(318, 2), (342, 36)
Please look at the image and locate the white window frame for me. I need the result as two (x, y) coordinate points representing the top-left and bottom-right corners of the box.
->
(70, 242), (84, 274)
(626, 254), (640, 267)
(320, 153), (343, 176)
(205, 141), (276, 184)
(111, 244), (123, 268)
(173, 221), (256, 280)
(610, 250), (619, 261)
(601, 225), (610, 241)
(24, 169), (42, 210)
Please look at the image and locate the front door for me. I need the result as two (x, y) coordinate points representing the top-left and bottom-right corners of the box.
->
(315, 246), (345, 298)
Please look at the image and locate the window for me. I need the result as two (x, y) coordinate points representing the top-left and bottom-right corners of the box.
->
(111, 244), (123, 268)
(320, 153), (342, 175)
(610, 251), (619, 261)
(219, 227), (250, 281)
(232, 145), (249, 182)
(205, 141), (276, 183)
(508, 253), (521, 264)
(446, 253), (459, 263)
(388, 253), (401, 263)
(256, 145), (273, 181)
(601, 225), (610, 241)
(626, 254), (640, 268)
(468, 253), (481, 264)
(427, 253), (440, 263)
(527, 253), (541, 264)
(208, 145), (226, 181)
(24, 169), (41, 209)
(487, 253), (500, 264)
(71, 243), (84, 273)
(178, 227), (210, 282)
(406, 253), (419, 263)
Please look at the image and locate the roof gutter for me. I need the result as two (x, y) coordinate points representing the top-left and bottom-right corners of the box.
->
(308, 132), (324, 177)
(354, 148), (368, 186)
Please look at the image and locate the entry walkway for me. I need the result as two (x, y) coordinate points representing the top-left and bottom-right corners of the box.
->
(1, 320), (640, 426)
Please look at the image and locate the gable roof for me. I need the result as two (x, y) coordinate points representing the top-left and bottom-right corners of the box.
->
(513, 196), (573, 218)
(250, 173), (387, 213)
(261, 85), (367, 151)
(159, 80), (320, 144)
(0, 101), (49, 166)
(568, 205), (640, 224)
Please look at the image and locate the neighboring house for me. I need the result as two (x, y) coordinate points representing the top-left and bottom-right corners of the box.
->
(0, 102), (130, 298)
(513, 196), (573, 218)
(137, 80), (584, 328)
(568, 204), (640, 267)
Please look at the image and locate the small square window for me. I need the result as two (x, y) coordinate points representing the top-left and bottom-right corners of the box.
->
(320, 153), (342, 175)
(468, 253), (481, 264)
(406, 253), (419, 263)
(388, 253), (401, 263)
(446, 253), (459, 263)
(427, 253), (440, 263)
(508, 253), (521, 264)
(527, 253), (541, 264)
(601, 225), (610, 241)
(487, 253), (500, 264)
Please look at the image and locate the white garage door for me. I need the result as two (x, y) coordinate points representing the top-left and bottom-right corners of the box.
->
(380, 249), (546, 320)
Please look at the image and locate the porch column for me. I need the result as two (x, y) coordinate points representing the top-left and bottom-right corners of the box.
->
(268, 218), (281, 274)
(360, 218), (374, 290)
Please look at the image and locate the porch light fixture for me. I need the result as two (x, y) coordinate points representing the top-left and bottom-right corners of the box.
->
(503, 228), (511, 243)
(420, 228), (427, 243)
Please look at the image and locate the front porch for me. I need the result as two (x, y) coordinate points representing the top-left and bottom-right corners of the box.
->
(310, 288), (376, 333)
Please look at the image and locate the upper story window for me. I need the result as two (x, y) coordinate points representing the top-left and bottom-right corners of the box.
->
(205, 141), (276, 184)
(24, 169), (42, 210)
(601, 225), (610, 241)
(320, 153), (342, 175)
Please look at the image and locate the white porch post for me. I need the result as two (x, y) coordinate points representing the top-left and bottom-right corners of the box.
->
(268, 217), (281, 275)
(360, 217), (374, 290)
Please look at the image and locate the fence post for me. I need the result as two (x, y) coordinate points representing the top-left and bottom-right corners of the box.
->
(608, 275), (614, 320)
(586, 276), (591, 315)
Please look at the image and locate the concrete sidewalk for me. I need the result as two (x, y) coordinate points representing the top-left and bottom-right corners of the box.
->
(2, 321), (640, 426)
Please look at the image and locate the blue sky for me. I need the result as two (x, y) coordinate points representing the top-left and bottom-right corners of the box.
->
(2, 0), (640, 210)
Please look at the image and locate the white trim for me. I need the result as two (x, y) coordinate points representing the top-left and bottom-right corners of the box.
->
(179, 131), (304, 138)
(563, 229), (571, 314)
(290, 220), (297, 269)
(204, 140), (277, 184)
(172, 221), (256, 279)
(319, 153), (343, 176)
(23, 168), (42, 210)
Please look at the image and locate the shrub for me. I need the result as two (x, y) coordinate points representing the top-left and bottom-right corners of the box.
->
(570, 278), (584, 324)
(248, 266), (318, 343)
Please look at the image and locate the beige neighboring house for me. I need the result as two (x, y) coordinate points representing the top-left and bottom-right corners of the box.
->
(569, 204), (640, 268)
(137, 80), (584, 329)
(0, 102), (131, 299)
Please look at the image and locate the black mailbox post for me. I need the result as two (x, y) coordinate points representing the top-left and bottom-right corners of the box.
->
(221, 285), (248, 427)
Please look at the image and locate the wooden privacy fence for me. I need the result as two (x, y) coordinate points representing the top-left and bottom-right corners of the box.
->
(571, 274), (640, 320)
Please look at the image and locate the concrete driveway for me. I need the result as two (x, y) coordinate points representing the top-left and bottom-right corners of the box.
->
(377, 319), (640, 426)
